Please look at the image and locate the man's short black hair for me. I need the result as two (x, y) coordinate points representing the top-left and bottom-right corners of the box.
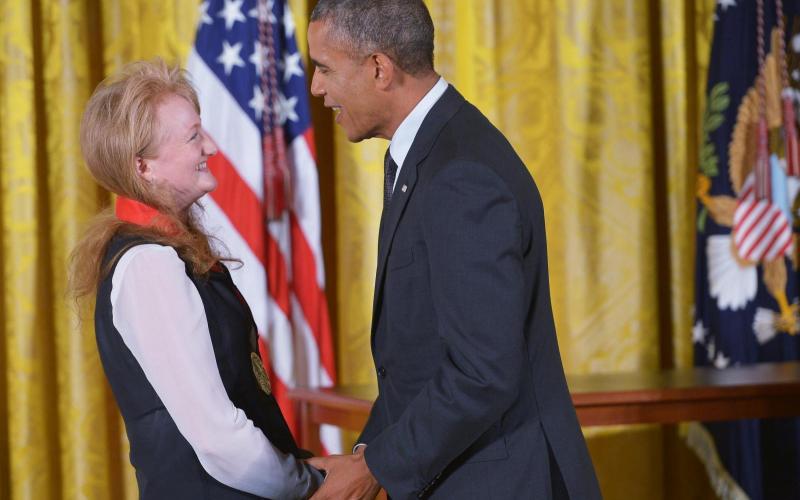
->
(310, 0), (435, 76)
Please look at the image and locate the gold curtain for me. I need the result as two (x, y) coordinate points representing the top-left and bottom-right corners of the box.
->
(0, 1), (198, 498)
(332, 0), (718, 498)
(0, 0), (723, 498)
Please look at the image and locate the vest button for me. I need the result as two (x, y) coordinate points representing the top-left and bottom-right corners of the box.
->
(378, 366), (387, 378)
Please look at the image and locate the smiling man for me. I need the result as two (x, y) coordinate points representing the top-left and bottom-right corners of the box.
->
(305, 1), (600, 499)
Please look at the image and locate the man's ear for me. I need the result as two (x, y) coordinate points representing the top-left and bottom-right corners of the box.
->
(372, 52), (395, 90)
(136, 156), (155, 182)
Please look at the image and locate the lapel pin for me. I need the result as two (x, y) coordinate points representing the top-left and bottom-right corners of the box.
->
(401, 184), (407, 193)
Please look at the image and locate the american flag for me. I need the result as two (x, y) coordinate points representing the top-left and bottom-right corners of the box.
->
(187, 0), (340, 454)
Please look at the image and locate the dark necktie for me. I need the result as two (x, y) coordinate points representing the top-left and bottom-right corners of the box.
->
(384, 149), (398, 210)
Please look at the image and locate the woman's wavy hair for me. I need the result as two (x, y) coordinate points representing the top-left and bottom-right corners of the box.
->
(69, 59), (227, 303)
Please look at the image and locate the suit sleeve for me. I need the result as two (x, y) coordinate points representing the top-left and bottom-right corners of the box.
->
(356, 392), (386, 446)
(364, 160), (527, 498)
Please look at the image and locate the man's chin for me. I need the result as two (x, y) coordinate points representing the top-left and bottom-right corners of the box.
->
(343, 129), (379, 144)
(341, 128), (365, 143)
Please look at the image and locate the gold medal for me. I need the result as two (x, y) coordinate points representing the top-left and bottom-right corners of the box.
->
(250, 352), (272, 395)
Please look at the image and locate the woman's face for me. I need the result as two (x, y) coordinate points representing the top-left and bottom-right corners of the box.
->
(138, 93), (218, 211)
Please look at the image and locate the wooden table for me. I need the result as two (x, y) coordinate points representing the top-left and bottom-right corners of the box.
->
(289, 362), (800, 454)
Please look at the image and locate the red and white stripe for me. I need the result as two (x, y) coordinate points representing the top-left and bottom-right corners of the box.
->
(187, 48), (340, 454)
(733, 174), (793, 262)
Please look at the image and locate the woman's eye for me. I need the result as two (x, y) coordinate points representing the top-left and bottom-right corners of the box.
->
(190, 132), (199, 141)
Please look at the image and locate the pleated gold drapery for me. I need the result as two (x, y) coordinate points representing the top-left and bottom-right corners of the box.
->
(0, 0), (720, 498)
(1, 2), (198, 498)
(334, 0), (713, 376)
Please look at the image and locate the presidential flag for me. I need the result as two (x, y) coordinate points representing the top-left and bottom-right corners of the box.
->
(188, 0), (340, 454)
(692, 0), (800, 498)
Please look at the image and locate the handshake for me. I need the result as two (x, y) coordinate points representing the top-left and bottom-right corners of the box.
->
(306, 445), (381, 500)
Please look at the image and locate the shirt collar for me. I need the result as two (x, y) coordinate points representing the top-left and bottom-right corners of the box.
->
(389, 76), (448, 170)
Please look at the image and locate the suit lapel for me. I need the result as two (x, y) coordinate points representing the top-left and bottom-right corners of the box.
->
(371, 85), (466, 334)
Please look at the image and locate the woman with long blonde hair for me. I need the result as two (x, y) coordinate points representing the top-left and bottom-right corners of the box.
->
(69, 59), (322, 499)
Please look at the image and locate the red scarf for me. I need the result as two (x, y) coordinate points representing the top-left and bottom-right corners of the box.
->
(115, 196), (180, 235)
(114, 196), (224, 273)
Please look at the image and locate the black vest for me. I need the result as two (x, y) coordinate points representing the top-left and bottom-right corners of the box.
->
(95, 235), (306, 499)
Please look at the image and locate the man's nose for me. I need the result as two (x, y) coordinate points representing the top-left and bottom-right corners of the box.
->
(310, 69), (324, 97)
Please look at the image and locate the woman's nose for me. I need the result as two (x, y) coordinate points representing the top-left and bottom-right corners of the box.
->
(202, 129), (218, 157)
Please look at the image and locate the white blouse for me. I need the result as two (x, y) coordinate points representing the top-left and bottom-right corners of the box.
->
(110, 244), (321, 498)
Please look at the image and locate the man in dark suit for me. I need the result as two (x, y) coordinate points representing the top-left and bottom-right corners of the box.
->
(306, 1), (601, 498)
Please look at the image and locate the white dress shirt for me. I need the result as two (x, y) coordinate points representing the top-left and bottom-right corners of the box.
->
(111, 244), (320, 498)
(388, 76), (449, 191)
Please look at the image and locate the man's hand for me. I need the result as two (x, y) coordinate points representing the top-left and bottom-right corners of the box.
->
(306, 447), (381, 500)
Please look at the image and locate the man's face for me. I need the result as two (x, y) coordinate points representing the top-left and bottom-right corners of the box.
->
(308, 21), (386, 142)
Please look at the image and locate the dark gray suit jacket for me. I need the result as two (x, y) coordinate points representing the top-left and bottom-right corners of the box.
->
(360, 85), (601, 500)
